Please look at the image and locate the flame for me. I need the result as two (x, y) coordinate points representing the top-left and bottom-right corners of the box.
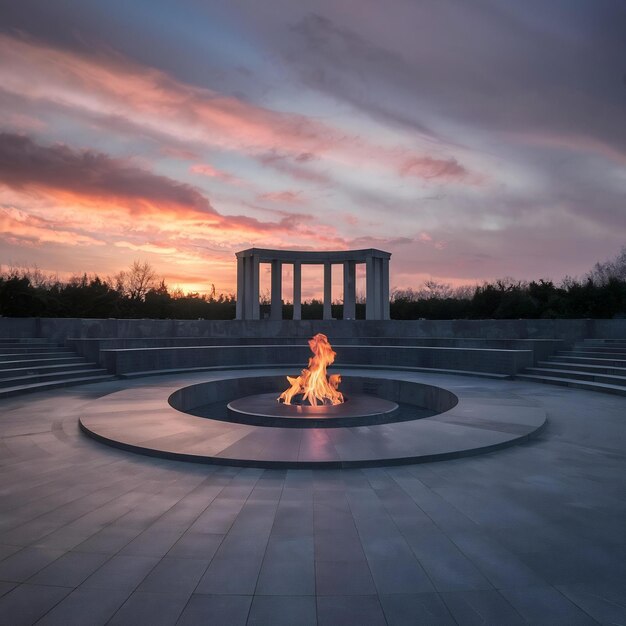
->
(278, 333), (344, 406)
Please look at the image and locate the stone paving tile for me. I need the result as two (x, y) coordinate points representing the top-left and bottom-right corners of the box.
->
(0, 580), (16, 599)
(440, 589), (526, 625)
(315, 559), (377, 596)
(71, 525), (143, 555)
(0, 543), (22, 561)
(255, 534), (315, 595)
(379, 592), (457, 626)
(0, 547), (66, 583)
(404, 529), (493, 592)
(500, 585), (600, 625)
(35, 587), (130, 626)
(107, 590), (190, 626)
(446, 528), (548, 589)
(367, 555), (435, 595)
(80, 554), (159, 591)
(247, 595), (316, 626)
(0, 583), (71, 626)
(177, 593), (252, 626)
(255, 555), (316, 596)
(195, 556), (263, 595)
(556, 578), (626, 625)
(166, 531), (224, 559)
(317, 594), (387, 626)
(118, 528), (185, 557)
(136, 556), (209, 595)
(27, 550), (109, 588)
(314, 529), (366, 562)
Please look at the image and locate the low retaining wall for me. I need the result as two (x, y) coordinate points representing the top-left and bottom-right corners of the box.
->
(101, 344), (533, 376)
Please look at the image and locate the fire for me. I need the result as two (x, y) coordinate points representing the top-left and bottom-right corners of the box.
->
(278, 333), (344, 406)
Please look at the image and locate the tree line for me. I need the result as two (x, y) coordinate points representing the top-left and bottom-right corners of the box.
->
(1, 249), (625, 319)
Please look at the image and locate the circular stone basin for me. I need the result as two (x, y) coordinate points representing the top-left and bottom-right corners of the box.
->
(227, 392), (399, 427)
(167, 374), (458, 428)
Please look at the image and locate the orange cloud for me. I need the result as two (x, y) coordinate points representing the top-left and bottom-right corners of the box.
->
(0, 207), (104, 247)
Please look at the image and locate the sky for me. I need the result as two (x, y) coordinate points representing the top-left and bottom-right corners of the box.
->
(0, 0), (624, 300)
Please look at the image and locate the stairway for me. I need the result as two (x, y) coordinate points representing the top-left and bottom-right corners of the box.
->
(0, 338), (116, 399)
(516, 338), (626, 396)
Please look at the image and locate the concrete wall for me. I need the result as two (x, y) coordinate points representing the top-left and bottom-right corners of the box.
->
(1, 317), (625, 341)
(0, 317), (620, 341)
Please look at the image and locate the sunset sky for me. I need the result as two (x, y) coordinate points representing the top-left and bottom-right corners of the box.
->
(0, 1), (624, 299)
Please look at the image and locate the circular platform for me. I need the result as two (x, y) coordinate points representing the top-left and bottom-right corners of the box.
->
(79, 368), (547, 468)
(227, 392), (400, 427)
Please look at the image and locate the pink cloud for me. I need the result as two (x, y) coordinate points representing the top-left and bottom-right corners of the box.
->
(257, 190), (304, 205)
(0, 33), (476, 185)
(190, 163), (242, 185)
(399, 155), (468, 181)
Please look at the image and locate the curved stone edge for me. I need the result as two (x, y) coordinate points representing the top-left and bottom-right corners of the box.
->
(225, 393), (402, 428)
(78, 412), (547, 469)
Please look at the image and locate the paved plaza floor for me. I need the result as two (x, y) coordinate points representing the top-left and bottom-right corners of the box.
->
(0, 374), (624, 625)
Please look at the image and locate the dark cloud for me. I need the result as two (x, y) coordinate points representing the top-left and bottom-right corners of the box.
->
(257, 150), (332, 185)
(0, 132), (217, 215)
(285, 3), (626, 156)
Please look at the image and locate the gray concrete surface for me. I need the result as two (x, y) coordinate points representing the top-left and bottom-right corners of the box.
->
(0, 374), (624, 624)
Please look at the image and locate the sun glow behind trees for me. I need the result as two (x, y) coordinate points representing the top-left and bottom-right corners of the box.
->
(1, 248), (625, 320)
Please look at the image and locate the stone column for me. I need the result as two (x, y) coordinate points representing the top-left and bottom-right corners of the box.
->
(366, 256), (387, 320)
(292, 261), (301, 320)
(382, 257), (390, 320)
(365, 256), (376, 320)
(343, 260), (356, 320)
(243, 254), (260, 319)
(236, 256), (244, 320)
(323, 262), (332, 320)
(270, 259), (282, 321)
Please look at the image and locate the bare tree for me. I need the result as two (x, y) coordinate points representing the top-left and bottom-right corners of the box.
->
(114, 260), (157, 301)
(422, 279), (453, 299)
(588, 245), (626, 285)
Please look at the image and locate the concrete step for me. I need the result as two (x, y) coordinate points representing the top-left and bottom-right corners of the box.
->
(516, 373), (626, 396)
(0, 351), (75, 362)
(0, 347), (69, 356)
(582, 339), (626, 346)
(0, 368), (111, 389)
(0, 362), (99, 379)
(556, 350), (626, 359)
(572, 345), (626, 354)
(549, 355), (626, 367)
(0, 338), (50, 344)
(0, 375), (118, 399)
(0, 357), (86, 370)
(0, 339), (58, 346)
(524, 367), (626, 386)
(537, 360), (626, 377)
